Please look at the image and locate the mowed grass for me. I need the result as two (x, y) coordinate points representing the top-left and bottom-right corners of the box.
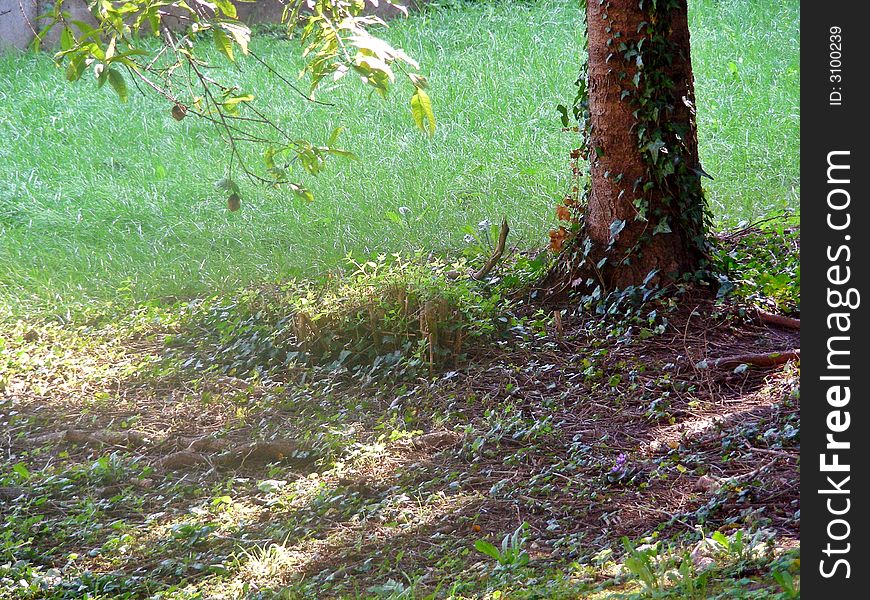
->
(0, 0), (799, 319)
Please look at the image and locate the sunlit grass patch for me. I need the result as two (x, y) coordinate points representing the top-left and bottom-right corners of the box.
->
(0, 0), (798, 319)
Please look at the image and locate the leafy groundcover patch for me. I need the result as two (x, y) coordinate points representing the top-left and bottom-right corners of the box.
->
(1, 227), (799, 598)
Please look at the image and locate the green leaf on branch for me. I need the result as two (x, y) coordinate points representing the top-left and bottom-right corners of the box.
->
(290, 183), (315, 203)
(213, 27), (234, 63)
(327, 148), (357, 160)
(327, 127), (345, 147)
(95, 64), (109, 88)
(65, 55), (86, 82)
(45, 0), (429, 196)
(410, 87), (435, 135)
(408, 73), (429, 89)
(222, 93), (255, 107)
(220, 91), (254, 116)
(215, 177), (241, 196)
(60, 28), (74, 51)
(107, 68), (129, 102)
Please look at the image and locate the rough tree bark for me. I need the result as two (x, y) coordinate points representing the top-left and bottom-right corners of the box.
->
(547, 0), (710, 294)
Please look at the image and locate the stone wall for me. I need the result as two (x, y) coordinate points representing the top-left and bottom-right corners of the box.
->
(1, 0), (42, 50)
(0, 1), (93, 50)
(236, 0), (426, 24)
(1, 1), (426, 51)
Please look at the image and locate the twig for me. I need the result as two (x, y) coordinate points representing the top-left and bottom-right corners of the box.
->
(730, 459), (778, 483)
(743, 442), (796, 459)
(472, 218), (509, 280)
(248, 50), (334, 106)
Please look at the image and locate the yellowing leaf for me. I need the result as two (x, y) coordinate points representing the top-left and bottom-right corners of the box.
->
(214, 0), (237, 18)
(223, 93), (255, 106)
(221, 22), (250, 56)
(354, 53), (395, 83)
(410, 88), (435, 136)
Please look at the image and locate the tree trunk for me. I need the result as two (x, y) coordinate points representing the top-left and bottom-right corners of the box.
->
(548, 0), (710, 294)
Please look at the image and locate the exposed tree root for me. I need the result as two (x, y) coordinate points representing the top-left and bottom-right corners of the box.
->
(29, 428), (315, 472)
(708, 350), (800, 369)
(757, 309), (800, 330)
(31, 429), (154, 448)
(159, 439), (315, 471)
(0, 486), (26, 501)
(400, 430), (461, 451)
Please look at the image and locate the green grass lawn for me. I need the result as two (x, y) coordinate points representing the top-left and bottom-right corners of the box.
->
(0, 0), (799, 319)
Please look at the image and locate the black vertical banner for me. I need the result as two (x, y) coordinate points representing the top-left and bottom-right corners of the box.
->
(802, 1), (868, 595)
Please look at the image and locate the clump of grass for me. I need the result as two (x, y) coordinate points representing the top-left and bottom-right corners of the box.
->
(167, 252), (533, 382)
(713, 221), (800, 314)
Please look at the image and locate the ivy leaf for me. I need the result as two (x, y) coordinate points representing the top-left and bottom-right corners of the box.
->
(609, 219), (626, 239)
(645, 138), (666, 156)
(410, 87), (435, 136)
(643, 269), (659, 285)
(692, 165), (715, 180)
(652, 218), (672, 235)
(556, 104), (570, 127)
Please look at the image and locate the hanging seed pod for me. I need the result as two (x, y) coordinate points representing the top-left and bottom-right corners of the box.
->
(171, 104), (188, 121)
(227, 193), (241, 212)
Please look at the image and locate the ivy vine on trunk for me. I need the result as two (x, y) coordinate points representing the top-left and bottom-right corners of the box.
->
(548, 0), (712, 296)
